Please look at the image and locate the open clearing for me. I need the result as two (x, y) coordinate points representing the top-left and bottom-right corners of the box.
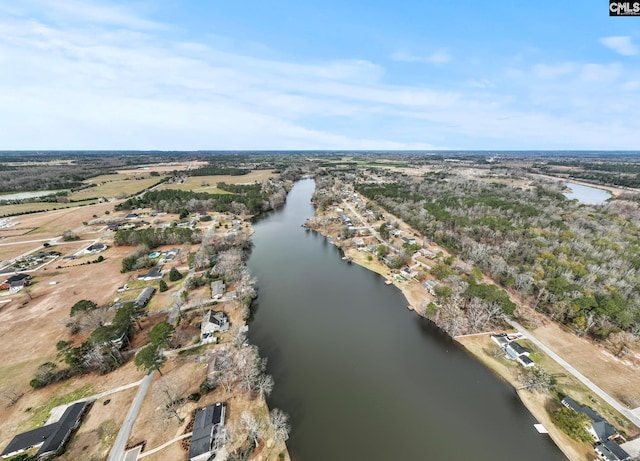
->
(157, 170), (276, 193)
(0, 199), (99, 217)
(526, 310), (640, 408)
(116, 161), (207, 175)
(69, 178), (163, 201)
(0, 202), (117, 241)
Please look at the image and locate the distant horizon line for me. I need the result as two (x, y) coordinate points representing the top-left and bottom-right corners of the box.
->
(1, 150), (640, 154)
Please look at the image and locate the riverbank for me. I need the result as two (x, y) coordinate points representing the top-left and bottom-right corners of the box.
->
(337, 240), (588, 459)
(307, 207), (631, 461)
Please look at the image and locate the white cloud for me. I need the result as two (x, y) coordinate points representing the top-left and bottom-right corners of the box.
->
(579, 63), (622, 83)
(600, 36), (638, 56)
(0, 1), (639, 149)
(532, 62), (575, 79)
(390, 48), (451, 65)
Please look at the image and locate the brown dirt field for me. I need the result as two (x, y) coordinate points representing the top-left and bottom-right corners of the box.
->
(116, 161), (207, 175)
(127, 362), (207, 453)
(59, 387), (138, 461)
(0, 201), (118, 239)
(526, 311), (640, 409)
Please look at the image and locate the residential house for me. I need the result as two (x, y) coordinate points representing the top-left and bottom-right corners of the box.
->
(201, 310), (230, 343)
(504, 341), (535, 368)
(595, 441), (631, 461)
(0, 273), (31, 291)
(353, 237), (365, 248)
(1, 401), (89, 459)
(125, 213), (139, 220)
(211, 280), (225, 300)
(561, 397), (620, 443)
(138, 267), (163, 281)
(419, 249), (437, 259)
(490, 333), (509, 348)
(135, 287), (156, 306)
(188, 403), (226, 461)
(422, 280), (438, 296)
(84, 243), (107, 254)
(401, 236), (416, 245)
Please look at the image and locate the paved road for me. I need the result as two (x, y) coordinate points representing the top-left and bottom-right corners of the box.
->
(107, 372), (155, 461)
(506, 319), (640, 429)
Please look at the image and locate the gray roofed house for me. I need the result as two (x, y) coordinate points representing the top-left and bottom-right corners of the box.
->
(135, 286), (156, 306)
(1, 401), (89, 459)
(561, 396), (619, 443)
(504, 341), (530, 359)
(189, 403), (226, 461)
(138, 267), (163, 281)
(211, 280), (225, 299)
(595, 440), (631, 461)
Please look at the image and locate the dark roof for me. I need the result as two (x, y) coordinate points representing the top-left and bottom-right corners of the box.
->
(204, 310), (228, 326)
(139, 267), (162, 279)
(562, 397), (618, 442)
(5, 273), (30, 283)
(38, 402), (89, 456)
(1, 425), (57, 457)
(519, 355), (534, 366)
(87, 243), (107, 251)
(593, 420), (618, 442)
(508, 341), (530, 356)
(597, 440), (631, 461)
(189, 403), (225, 459)
(136, 286), (156, 306)
(0, 402), (89, 458)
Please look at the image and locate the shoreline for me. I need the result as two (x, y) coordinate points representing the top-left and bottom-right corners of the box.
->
(313, 229), (585, 460)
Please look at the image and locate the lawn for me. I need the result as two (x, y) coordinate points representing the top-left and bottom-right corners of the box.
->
(69, 177), (164, 201)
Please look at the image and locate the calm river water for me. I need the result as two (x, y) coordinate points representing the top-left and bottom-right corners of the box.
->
(248, 179), (566, 461)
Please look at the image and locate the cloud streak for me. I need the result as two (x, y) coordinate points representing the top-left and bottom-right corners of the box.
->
(600, 36), (638, 56)
(0, 1), (638, 150)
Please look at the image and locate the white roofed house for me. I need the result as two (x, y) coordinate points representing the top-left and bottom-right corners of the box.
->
(201, 310), (230, 343)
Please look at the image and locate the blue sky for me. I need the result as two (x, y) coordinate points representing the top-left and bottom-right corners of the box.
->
(0, 0), (639, 150)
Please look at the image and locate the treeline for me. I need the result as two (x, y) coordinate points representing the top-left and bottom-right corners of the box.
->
(187, 166), (250, 176)
(0, 153), (163, 193)
(116, 182), (287, 215)
(31, 300), (146, 388)
(355, 174), (640, 340)
(114, 227), (202, 248)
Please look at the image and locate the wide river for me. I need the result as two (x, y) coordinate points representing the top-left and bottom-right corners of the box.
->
(248, 179), (566, 461)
